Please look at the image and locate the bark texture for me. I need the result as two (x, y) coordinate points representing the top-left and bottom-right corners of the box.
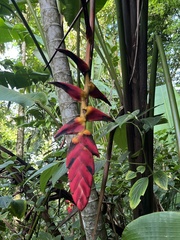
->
(38, 0), (78, 127)
(16, 103), (24, 158)
(81, 184), (107, 240)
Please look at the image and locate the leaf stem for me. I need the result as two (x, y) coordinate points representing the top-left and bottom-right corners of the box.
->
(156, 35), (180, 161)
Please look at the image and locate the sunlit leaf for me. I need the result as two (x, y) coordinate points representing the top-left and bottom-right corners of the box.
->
(125, 170), (137, 180)
(0, 85), (47, 107)
(137, 166), (146, 174)
(129, 177), (149, 209)
(155, 85), (180, 132)
(154, 170), (168, 190)
(122, 212), (180, 240)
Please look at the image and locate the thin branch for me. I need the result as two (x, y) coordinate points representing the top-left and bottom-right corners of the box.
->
(93, 107), (124, 239)
(93, 129), (116, 239)
(0, 145), (34, 170)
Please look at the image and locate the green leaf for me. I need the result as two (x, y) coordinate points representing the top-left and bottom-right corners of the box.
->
(60, 0), (107, 27)
(118, 151), (130, 162)
(9, 199), (27, 219)
(154, 85), (180, 132)
(0, 160), (14, 170)
(40, 162), (67, 192)
(0, 0), (14, 16)
(97, 110), (139, 139)
(129, 177), (149, 209)
(40, 164), (59, 192)
(27, 92), (47, 105)
(0, 17), (20, 43)
(122, 212), (180, 240)
(37, 232), (53, 240)
(51, 162), (67, 186)
(131, 149), (142, 158)
(154, 170), (168, 190)
(136, 166), (146, 174)
(0, 196), (12, 208)
(114, 124), (127, 151)
(25, 162), (59, 183)
(33, 49), (49, 65)
(0, 85), (33, 107)
(115, 110), (140, 127)
(125, 170), (137, 180)
(96, 121), (119, 139)
(141, 115), (163, 132)
(95, 160), (106, 173)
(0, 85), (47, 107)
(0, 69), (49, 89)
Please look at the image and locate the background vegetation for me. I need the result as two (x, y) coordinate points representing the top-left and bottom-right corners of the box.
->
(0, 0), (179, 239)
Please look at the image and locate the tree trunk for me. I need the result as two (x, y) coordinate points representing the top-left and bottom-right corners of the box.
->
(116, 0), (154, 218)
(16, 42), (26, 158)
(38, 0), (77, 127)
(38, 0), (107, 238)
(16, 105), (24, 158)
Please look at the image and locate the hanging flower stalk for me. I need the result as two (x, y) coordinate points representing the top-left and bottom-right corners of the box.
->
(50, 0), (112, 211)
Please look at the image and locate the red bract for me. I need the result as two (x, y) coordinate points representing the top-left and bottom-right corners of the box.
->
(86, 106), (114, 122)
(75, 130), (99, 157)
(81, 0), (93, 43)
(49, 82), (85, 102)
(54, 117), (85, 139)
(56, 49), (90, 75)
(66, 142), (94, 210)
(50, 81), (111, 105)
(89, 82), (111, 106)
(65, 200), (74, 213)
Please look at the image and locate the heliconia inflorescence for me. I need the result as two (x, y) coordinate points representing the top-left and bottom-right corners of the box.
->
(51, 77), (112, 210)
(50, 0), (112, 211)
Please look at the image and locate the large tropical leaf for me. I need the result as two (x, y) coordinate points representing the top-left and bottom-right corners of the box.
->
(155, 85), (180, 132)
(122, 212), (180, 240)
(60, 0), (108, 27)
(0, 17), (20, 43)
(0, 0), (15, 16)
(0, 85), (47, 107)
(0, 70), (49, 89)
